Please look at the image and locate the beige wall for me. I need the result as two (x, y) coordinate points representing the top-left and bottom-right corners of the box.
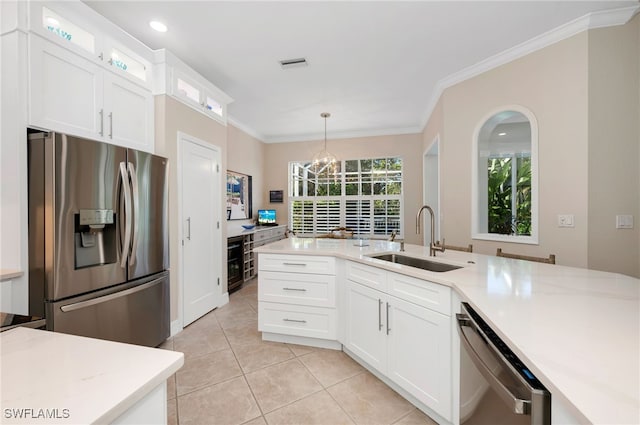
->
(421, 18), (640, 277)
(587, 15), (640, 277)
(264, 133), (424, 244)
(424, 32), (592, 268)
(155, 95), (228, 322)
(227, 124), (266, 222)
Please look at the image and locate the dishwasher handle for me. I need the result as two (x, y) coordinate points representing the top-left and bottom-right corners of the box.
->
(457, 313), (532, 416)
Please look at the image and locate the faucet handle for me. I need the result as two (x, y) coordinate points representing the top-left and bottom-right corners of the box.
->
(434, 238), (446, 252)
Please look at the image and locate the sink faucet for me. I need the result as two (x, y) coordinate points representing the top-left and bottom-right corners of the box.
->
(388, 231), (404, 251)
(416, 205), (445, 257)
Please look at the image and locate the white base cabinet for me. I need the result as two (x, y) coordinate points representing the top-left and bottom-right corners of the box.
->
(258, 254), (337, 344)
(257, 255), (453, 423)
(345, 281), (387, 371)
(344, 261), (452, 422)
(387, 295), (451, 419)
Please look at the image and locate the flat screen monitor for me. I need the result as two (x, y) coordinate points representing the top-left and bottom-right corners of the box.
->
(258, 209), (277, 226)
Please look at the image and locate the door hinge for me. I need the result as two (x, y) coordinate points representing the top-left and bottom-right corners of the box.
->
(217, 277), (220, 286)
(217, 221), (220, 229)
(216, 164), (220, 172)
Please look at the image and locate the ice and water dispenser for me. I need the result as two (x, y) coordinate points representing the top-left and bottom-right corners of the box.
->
(74, 209), (117, 269)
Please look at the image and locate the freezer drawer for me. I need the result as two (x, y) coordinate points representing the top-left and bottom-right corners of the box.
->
(46, 272), (170, 347)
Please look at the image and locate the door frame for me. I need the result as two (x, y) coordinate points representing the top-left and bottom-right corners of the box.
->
(177, 131), (223, 329)
(422, 135), (441, 246)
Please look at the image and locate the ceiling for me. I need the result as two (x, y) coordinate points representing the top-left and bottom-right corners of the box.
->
(83, 1), (637, 143)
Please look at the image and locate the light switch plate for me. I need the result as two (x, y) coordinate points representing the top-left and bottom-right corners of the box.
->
(616, 215), (634, 229)
(558, 214), (574, 228)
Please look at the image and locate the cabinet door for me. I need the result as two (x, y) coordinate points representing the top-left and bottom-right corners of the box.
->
(103, 72), (153, 152)
(29, 35), (103, 139)
(344, 281), (387, 373)
(386, 295), (452, 421)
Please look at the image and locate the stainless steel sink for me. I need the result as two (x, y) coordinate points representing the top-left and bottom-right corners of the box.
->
(369, 253), (462, 272)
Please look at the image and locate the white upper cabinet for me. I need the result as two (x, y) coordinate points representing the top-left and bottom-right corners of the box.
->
(171, 68), (230, 124)
(32, 3), (153, 88)
(154, 49), (233, 125)
(103, 72), (153, 151)
(29, 35), (104, 139)
(27, 2), (154, 152)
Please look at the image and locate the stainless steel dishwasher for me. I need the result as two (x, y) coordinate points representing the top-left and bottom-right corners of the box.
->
(457, 302), (551, 425)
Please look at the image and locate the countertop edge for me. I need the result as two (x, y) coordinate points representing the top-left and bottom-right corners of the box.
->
(0, 269), (24, 281)
(96, 352), (184, 424)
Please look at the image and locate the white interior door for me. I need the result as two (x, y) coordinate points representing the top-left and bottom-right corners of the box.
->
(180, 134), (222, 326)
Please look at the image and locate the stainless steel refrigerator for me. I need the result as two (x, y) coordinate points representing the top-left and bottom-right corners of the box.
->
(28, 131), (170, 347)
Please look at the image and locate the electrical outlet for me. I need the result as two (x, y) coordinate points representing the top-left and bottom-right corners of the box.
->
(558, 214), (574, 228)
(616, 215), (634, 229)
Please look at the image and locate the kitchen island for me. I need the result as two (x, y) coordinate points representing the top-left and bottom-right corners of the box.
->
(255, 237), (640, 425)
(0, 327), (183, 424)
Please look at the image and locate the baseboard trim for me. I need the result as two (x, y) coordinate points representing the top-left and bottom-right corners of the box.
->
(262, 332), (342, 350)
(170, 319), (182, 337)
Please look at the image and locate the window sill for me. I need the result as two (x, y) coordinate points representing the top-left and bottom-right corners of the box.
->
(472, 233), (538, 245)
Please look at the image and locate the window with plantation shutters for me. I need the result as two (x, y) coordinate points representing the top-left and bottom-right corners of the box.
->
(289, 157), (402, 237)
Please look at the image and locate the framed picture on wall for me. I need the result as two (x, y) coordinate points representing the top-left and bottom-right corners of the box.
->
(226, 171), (252, 220)
(269, 190), (283, 203)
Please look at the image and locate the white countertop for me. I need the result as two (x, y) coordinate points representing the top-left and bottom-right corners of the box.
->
(255, 237), (640, 424)
(227, 224), (287, 238)
(0, 269), (23, 281)
(0, 328), (184, 424)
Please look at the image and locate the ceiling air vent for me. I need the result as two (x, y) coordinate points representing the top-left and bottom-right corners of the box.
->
(279, 57), (308, 69)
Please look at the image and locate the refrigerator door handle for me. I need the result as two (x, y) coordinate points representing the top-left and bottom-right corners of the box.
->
(119, 162), (132, 268)
(60, 276), (165, 312)
(128, 162), (139, 266)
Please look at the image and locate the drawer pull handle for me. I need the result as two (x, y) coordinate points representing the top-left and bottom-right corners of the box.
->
(283, 287), (307, 292)
(283, 318), (307, 324)
(282, 262), (307, 266)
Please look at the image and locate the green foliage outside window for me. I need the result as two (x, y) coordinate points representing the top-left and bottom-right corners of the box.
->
(487, 156), (531, 235)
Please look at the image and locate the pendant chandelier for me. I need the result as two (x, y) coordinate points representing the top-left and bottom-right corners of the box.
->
(310, 112), (338, 175)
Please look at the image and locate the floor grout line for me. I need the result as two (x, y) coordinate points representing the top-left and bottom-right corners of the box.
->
(171, 278), (436, 425)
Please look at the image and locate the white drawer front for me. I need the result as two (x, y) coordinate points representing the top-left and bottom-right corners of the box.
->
(346, 261), (387, 291)
(255, 227), (285, 241)
(388, 272), (451, 316)
(254, 230), (271, 241)
(259, 254), (335, 275)
(259, 272), (335, 307)
(259, 302), (336, 340)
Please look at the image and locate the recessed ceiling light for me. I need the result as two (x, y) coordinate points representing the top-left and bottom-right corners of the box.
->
(498, 132), (507, 136)
(149, 21), (168, 33)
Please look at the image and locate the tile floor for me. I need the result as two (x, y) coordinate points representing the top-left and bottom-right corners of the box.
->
(160, 278), (438, 425)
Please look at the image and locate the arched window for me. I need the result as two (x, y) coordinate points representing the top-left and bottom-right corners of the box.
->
(472, 106), (538, 244)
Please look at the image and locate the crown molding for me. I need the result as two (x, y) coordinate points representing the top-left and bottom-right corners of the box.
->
(233, 6), (639, 144)
(261, 125), (423, 144)
(227, 115), (265, 141)
(419, 5), (639, 130)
